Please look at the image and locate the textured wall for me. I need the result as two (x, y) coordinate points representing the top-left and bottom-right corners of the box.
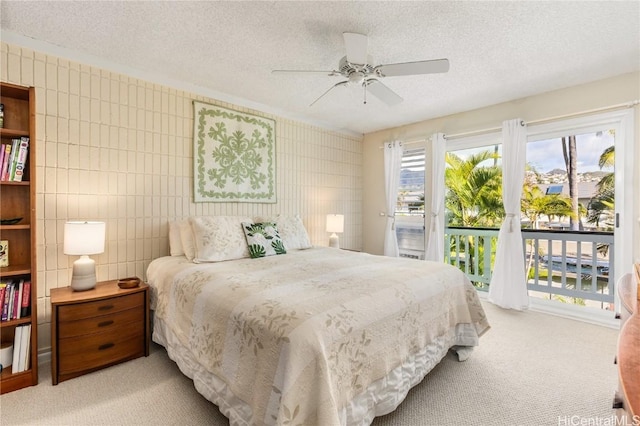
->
(1, 42), (363, 354)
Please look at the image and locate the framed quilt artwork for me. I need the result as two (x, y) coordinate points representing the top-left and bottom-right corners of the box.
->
(193, 101), (276, 203)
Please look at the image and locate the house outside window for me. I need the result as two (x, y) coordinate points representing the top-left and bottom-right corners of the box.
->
(395, 146), (426, 259)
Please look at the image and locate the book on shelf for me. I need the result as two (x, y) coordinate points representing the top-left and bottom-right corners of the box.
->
(8, 324), (30, 373)
(1, 142), (11, 181)
(14, 280), (23, 320)
(13, 137), (29, 182)
(1, 281), (10, 321)
(11, 325), (22, 371)
(0, 137), (29, 182)
(5, 281), (15, 321)
(20, 281), (31, 317)
(17, 324), (30, 372)
(7, 138), (19, 181)
(12, 281), (21, 320)
(0, 144), (5, 177)
(0, 279), (31, 322)
(0, 283), (6, 317)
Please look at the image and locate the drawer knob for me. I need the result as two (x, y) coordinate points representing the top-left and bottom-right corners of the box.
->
(97, 320), (114, 327)
(97, 305), (114, 312)
(98, 342), (115, 351)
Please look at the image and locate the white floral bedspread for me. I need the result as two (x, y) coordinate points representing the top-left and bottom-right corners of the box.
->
(147, 247), (489, 426)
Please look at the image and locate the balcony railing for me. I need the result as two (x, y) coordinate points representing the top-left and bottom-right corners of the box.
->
(397, 223), (615, 308)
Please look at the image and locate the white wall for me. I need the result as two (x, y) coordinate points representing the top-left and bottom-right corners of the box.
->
(1, 41), (363, 353)
(362, 72), (640, 258)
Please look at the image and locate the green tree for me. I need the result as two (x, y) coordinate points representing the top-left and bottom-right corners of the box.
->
(445, 151), (503, 227)
(521, 184), (573, 280)
(521, 185), (573, 230)
(587, 145), (615, 230)
(445, 150), (503, 287)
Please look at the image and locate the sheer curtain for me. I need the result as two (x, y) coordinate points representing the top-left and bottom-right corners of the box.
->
(383, 141), (403, 257)
(488, 119), (530, 310)
(424, 133), (445, 262)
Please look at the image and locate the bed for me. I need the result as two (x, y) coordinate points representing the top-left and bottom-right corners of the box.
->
(146, 216), (489, 425)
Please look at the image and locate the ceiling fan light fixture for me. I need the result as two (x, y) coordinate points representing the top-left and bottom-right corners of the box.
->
(348, 71), (365, 86)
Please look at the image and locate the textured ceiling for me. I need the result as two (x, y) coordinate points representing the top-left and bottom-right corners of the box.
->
(1, 1), (639, 135)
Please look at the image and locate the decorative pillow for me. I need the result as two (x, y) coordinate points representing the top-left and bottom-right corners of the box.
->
(190, 216), (252, 263)
(178, 219), (196, 261)
(268, 215), (312, 250)
(242, 222), (287, 258)
(168, 220), (184, 256)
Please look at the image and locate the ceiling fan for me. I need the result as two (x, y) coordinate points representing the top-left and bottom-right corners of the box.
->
(272, 32), (449, 107)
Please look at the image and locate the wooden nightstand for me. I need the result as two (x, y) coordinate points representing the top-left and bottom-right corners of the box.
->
(50, 279), (150, 385)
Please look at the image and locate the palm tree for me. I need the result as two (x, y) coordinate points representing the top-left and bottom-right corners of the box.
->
(521, 185), (573, 230)
(587, 145), (615, 230)
(445, 151), (503, 227)
(561, 135), (580, 230)
(597, 145), (614, 189)
(445, 150), (503, 286)
(521, 184), (573, 280)
(587, 145), (615, 258)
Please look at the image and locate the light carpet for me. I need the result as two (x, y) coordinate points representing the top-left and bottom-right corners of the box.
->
(0, 301), (619, 425)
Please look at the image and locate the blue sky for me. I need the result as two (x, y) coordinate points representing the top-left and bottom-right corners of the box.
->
(451, 130), (615, 173)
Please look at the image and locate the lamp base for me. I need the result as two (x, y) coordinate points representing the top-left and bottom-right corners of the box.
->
(329, 233), (340, 249)
(70, 255), (97, 291)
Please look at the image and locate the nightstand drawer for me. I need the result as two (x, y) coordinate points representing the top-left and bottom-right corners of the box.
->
(58, 306), (143, 339)
(58, 322), (144, 374)
(58, 292), (144, 322)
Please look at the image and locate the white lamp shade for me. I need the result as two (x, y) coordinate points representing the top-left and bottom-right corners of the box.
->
(64, 221), (106, 255)
(326, 214), (344, 233)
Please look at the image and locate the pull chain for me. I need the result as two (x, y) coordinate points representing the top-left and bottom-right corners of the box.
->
(363, 81), (367, 105)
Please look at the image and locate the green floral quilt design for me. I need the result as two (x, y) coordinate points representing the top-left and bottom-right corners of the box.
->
(193, 101), (276, 202)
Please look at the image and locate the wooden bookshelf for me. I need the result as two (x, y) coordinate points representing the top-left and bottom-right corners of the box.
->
(0, 82), (37, 394)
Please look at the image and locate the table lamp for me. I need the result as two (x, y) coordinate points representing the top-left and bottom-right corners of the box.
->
(64, 221), (105, 291)
(326, 214), (344, 249)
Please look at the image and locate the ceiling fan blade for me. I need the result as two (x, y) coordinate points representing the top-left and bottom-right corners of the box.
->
(375, 59), (450, 77)
(365, 79), (403, 106)
(272, 69), (340, 76)
(343, 32), (368, 65)
(310, 81), (348, 107)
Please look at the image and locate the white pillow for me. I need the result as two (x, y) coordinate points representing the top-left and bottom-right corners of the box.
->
(190, 216), (252, 263)
(179, 219), (196, 261)
(168, 220), (184, 256)
(261, 215), (312, 250)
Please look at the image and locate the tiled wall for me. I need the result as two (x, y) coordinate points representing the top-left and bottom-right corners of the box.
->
(1, 42), (363, 353)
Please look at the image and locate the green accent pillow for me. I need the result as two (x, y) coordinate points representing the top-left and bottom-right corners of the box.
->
(242, 222), (287, 258)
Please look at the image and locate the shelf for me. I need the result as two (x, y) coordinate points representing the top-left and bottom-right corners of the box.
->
(0, 180), (30, 186)
(0, 365), (33, 379)
(0, 264), (31, 277)
(0, 367), (35, 394)
(0, 128), (29, 138)
(0, 224), (30, 231)
(0, 317), (32, 327)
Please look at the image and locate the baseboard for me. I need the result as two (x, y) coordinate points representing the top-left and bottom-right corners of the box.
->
(38, 348), (51, 366)
(528, 297), (620, 329)
(477, 290), (620, 329)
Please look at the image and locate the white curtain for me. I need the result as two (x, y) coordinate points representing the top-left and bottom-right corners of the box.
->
(424, 133), (446, 262)
(488, 119), (529, 310)
(383, 141), (403, 257)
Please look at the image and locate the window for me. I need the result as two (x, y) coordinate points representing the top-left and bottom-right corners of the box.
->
(395, 147), (425, 259)
(545, 185), (563, 195)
